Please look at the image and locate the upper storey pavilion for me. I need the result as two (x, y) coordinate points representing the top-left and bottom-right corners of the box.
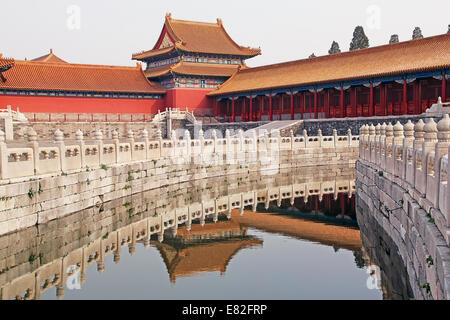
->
(133, 13), (261, 115)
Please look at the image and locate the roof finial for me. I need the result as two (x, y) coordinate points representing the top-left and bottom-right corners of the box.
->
(217, 18), (222, 26)
(50, 48), (53, 54)
(166, 12), (172, 19)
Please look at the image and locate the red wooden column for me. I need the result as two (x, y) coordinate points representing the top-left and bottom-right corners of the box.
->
(313, 89), (318, 119)
(350, 87), (356, 117)
(442, 74), (447, 102)
(231, 98), (235, 122)
(340, 86), (345, 118)
(422, 81), (428, 113)
(290, 92), (294, 120)
(369, 83), (374, 117)
(247, 96), (253, 121)
(403, 79), (408, 114)
(417, 81), (422, 114)
(241, 97), (246, 122)
(413, 81), (419, 114)
(259, 96), (263, 121)
(380, 83), (386, 116)
(214, 99), (219, 121)
(325, 89), (330, 118)
(280, 94), (284, 120)
(302, 92), (306, 119)
(269, 94), (273, 121)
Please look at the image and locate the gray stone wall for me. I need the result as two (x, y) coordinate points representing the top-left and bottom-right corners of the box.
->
(356, 160), (450, 300)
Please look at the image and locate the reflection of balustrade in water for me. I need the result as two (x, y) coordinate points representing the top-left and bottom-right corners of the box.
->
(0, 165), (355, 300)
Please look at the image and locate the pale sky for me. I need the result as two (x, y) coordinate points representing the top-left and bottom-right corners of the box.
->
(2, 0), (449, 68)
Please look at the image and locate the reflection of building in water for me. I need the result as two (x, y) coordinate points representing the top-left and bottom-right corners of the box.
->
(152, 220), (263, 282)
(0, 165), (357, 300)
(272, 193), (356, 220)
(232, 211), (361, 252)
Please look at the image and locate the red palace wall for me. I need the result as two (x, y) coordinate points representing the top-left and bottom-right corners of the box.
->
(164, 88), (214, 116)
(0, 94), (165, 114)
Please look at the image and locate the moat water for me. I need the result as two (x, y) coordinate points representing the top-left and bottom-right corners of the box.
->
(0, 165), (413, 300)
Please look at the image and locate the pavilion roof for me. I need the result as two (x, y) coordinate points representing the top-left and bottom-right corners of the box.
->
(144, 61), (241, 78)
(32, 49), (68, 63)
(209, 33), (450, 96)
(0, 59), (165, 94)
(132, 13), (261, 61)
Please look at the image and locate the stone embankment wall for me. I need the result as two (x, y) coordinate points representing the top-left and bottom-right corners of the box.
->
(356, 117), (450, 300)
(0, 126), (359, 236)
(0, 165), (355, 300)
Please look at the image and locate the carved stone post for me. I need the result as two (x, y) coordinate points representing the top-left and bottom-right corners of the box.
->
(416, 119), (438, 196)
(75, 129), (85, 169)
(318, 128), (323, 148)
(142, 129), (149, 159)
(54, 129), (66, 173)
(0, 130), (7, 179)
(402, 121), (415, 180)
(431, 115), (450, 206)
(127, 129), (135, 160)
(374, 124), (381, 167)
(94, 130), (103, 166)
(368, 125), (375, 162)
(185, 130), (191, 163)
(28, 128), (39, 175)
(112, 130), (119, 164)
(393, 121), (404, 177)
(384, 123), (394, 173)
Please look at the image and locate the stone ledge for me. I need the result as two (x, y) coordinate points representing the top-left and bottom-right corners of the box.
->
(357, 160), (450, 300)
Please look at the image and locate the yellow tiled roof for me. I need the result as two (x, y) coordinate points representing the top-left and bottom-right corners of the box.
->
(209, 33), (450, 96)
(133, 13), (261, 60)
(0, 59), (165, 94)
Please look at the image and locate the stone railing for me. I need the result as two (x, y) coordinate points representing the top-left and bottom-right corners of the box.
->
(152, 107), (197, 123)
(357, 116), (450, 299)
(358, 116), (449, 245)
(0, 126), (359, 181)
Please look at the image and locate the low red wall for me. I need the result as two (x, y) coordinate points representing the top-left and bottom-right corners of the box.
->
(164, 88), (214, 116)
(0, 94), (165, 114)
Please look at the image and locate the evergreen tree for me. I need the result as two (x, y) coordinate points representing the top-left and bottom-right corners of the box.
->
(389, 34), (399, 44)
(328, 41), (341, 54)
(412, 27), (423, 39)
(447, 24), (450, 33)
(349, 26), (369, 51)
(308, 53), (316, 58)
